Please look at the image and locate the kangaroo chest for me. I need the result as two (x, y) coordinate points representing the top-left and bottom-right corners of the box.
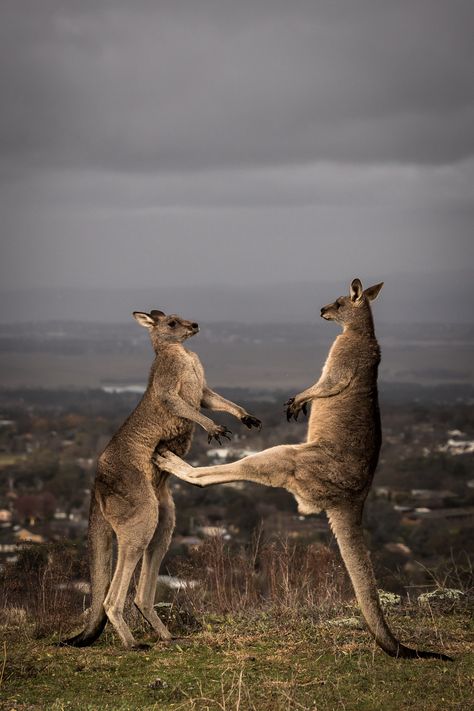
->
(178, 352), (205, 407)
(308, 337), (380, 460)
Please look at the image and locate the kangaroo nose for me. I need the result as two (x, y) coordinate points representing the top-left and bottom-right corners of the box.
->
(320, 308), (326, 317)
(191, 322), (199, 329)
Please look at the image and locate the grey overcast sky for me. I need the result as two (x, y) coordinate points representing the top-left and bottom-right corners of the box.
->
(0, 0), (473, 296)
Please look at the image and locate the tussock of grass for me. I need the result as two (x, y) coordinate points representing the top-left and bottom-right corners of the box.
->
(1, 606), (473, 711)
(1, 540), (473, 709)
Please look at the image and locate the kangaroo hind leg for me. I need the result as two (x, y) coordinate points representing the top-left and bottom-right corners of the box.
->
(134, 485), (176, 641)
(104, 497), (159, 649)
(156, 444), (299, 489)
(327, 503), (452, 660)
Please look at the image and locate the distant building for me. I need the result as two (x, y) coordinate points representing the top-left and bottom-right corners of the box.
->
(438, 438), (474, 455)
(409, 506), (474, 522)
(14, 528), (45, 543)
(410, 489), (459, 508)
(207, 447), (259, 463)
(199, 525), (228, 538)
(0, 509), (12, 524)
(384, 542), (411, 556)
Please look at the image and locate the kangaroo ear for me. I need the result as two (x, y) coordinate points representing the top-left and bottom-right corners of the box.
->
(350, 278), (363, 302)
(150, 309), (166, 320)
(132, 311), (156, 328)
(364, 282), (384, 301)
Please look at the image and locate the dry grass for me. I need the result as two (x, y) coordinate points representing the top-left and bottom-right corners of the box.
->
(0, 541), (88, 639)
(2, 537), (473, 642)
(173, 533), (349, 620)
(1, 539), (473, 710)
(0, 607), (472, 710)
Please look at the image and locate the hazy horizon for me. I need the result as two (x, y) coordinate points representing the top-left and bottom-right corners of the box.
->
(0, 267), (472, 324)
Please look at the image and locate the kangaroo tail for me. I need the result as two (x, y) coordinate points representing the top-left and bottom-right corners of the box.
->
(327, 505), (453, 661)
(60, 488), (113, 647)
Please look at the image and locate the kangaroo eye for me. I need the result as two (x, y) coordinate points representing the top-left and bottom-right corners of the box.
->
(168, 320), (177, 328)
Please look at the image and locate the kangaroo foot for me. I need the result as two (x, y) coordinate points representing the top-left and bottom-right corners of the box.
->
(104, 605), (139, 649)
(133, 601), (172, 641)
(154, 451), (193, 478)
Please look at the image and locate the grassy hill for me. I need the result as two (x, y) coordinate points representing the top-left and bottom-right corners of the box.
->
(1, 601), (472, 710)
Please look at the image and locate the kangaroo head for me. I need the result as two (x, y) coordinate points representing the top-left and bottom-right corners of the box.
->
(132, 310), (199, 347)
(320, 279), (383, 332)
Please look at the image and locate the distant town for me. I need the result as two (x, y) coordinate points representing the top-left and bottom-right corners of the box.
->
(1, 373), (473, 595)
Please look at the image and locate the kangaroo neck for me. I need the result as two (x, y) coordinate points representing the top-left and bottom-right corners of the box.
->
(342, 319), (375, 339)
(153, 341), (187, 356)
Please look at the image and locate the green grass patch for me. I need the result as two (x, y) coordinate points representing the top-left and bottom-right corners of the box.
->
(1, 610), (473, 710)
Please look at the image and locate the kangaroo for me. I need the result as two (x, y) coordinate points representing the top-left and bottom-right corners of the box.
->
(156, 280), (452, 660)
(63, 309), (261, 649)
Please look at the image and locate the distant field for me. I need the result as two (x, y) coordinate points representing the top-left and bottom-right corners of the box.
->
(0, 340), (473, 390)
(0, 321), (473, 390)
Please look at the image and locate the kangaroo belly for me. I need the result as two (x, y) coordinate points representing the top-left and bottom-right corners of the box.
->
(100, 411), (194, 470)
(307, 392), (381, 468)
(158, 415), (195, 442)
(158, 431), (193, 458)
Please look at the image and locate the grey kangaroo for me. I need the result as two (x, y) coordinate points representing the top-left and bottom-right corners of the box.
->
(63, 309), (261, 649)
(157, 280), (451, 660)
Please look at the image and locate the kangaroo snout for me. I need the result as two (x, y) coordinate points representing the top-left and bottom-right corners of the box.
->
(191, 322), (199, 331)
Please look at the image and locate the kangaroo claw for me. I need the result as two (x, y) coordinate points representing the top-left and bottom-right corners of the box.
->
(241, 415), (262, 430)
(208, 426), (232, 445)
(284, 397), (307, 422)
(284, 398), (294, 421)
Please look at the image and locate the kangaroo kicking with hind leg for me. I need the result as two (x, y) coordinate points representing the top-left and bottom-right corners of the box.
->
(62, 310), (261, 649)
(157, 280), (452, 661)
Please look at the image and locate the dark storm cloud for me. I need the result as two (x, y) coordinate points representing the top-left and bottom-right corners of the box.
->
(0, 1), (473, 303)
(1, 0), (474, 174)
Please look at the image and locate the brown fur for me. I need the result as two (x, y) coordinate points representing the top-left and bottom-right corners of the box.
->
(62, 310), (261, 649)
(157, 281), (452, 661)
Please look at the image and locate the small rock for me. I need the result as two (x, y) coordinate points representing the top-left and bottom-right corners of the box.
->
(418, 588), (465, 607)
(378, 590), (402, 608)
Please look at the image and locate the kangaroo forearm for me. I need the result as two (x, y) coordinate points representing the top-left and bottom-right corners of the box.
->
(201, 388), (245, 419)
(163, 394), (215, 431)
(298, 376), (352, 401)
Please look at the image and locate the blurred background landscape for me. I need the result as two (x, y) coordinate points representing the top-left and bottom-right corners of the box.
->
(1, 303), (473, 600)
(0, 2), (473, 705)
